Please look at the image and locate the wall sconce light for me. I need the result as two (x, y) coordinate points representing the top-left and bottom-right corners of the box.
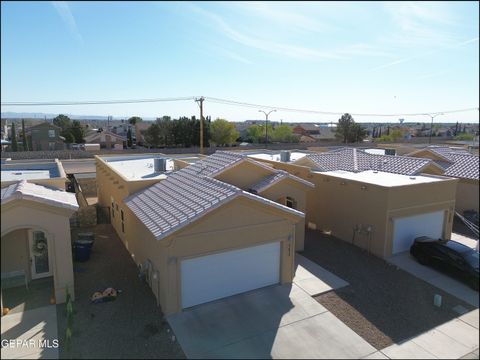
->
(361, 185), (367, 190)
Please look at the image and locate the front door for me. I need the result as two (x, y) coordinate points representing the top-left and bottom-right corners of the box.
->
(29, 230), (52, 279)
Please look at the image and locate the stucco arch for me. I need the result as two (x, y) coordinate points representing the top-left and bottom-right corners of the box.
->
(1, 200), (76, 303)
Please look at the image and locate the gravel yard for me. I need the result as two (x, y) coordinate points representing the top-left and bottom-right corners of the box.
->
(303, 230), (477, 350)
(56, 224), (185, 359)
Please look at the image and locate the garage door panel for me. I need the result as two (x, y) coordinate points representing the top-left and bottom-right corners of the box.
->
(392, 211), (444, 254)
(181, 242), (280, 309)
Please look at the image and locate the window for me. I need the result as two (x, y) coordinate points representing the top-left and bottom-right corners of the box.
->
(48, 129), (55, 138)
(111, 197), (115, 218)
(286, 197), (297, 209)
(48, 142), (56, 150)
(121, 210), (125, 233)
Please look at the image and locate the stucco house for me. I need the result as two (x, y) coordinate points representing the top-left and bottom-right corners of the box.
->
(27, 122), (65, 151)
(248, 148), (458, 259)
(1, 160), (78, 309)
(407, 146), (479, 214)
(84, 130), (126, 149)
(95, 151), (313, 314)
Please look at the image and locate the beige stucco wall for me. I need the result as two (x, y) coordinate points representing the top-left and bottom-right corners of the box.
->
(1, 229), (29, 278)
(215, 160), (274, 190)
(258, 178), (308, 251)
(1, 200), (75, 303)
(454, 179), (479, 214)
(121, 196), (298, 315)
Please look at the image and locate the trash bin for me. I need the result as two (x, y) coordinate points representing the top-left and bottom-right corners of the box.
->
(74, 239), (94, 250)
(74, 244), (91, 262)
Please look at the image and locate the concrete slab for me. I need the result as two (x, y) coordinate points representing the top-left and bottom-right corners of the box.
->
(1, 305), (58, 359)
(361, 351), (389, 359)
(209, 312), (376, 359)
(294, 254), (349, 296)
(459, 309), (480, 330)
(381, 340), (437, 359)
(168, 283), (375, 359)
(411, 328), (472, 359)
(388, 252), (479, 307)
(435, 318), (479, 352)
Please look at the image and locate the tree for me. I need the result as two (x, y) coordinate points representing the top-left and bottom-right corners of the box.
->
(21, 119), (29, 151)
(53, 114), (71, 132)
(11, 122), (18, 151)
(70, 120), (85, 143)
(350, 123), (367, 143)
(127, 128), (133, 147)
(271, 124), (298, 143)
(335, 113), (355, 143)
(210, 118), (239, 146)
(144, 123), (162, 147)
(128, 116), (142, 126)
(64, 132), (75, 145)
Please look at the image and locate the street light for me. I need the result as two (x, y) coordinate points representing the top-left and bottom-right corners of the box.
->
(258, 109), (276, 147)
(426, 113), (444, 144)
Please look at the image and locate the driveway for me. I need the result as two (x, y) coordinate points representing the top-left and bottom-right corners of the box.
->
(1, 305), (59, 359)
(167, 259), (375, 359)
(388, 252), (479, 307)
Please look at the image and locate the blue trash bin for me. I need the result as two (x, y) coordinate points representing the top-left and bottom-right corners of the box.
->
(74, 244), (91, 262)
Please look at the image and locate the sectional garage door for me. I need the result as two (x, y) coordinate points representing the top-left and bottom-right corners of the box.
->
(392, 211), (444, 254)
(180, 242), (280, 309)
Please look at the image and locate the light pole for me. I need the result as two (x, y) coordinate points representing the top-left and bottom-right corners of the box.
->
(426, 113), (444, 144)
(258, 109), (276, 147)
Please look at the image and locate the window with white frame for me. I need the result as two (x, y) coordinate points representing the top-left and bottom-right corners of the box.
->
(48, 129), (55, 138)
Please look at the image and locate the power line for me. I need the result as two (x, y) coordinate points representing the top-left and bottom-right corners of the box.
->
(1, 95), (477, 118)
(205, 97), (479, 117)
(1, 96), (196, 106)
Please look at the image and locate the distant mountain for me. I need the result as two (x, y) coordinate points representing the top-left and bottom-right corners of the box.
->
(1, 112), (156, 121)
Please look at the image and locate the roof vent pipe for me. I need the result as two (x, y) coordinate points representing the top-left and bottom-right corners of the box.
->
(280, 151), (291, 162)
(154, 158), (168, 172)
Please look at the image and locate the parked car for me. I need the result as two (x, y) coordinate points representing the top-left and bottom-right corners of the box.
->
(410, 236), (479, 290)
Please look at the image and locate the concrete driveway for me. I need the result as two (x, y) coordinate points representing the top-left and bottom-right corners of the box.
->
(388, 252), (479, 307)
(168, 282), (376, 359)
(1, 305), (58, 359)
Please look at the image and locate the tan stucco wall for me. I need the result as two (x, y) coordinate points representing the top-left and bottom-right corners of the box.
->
(258, 178), (308, 251)
(1, 200), (75, 303)
(121, 196), (298, 315)
(1, 229), (29, 278)
(1, 177), (66, 190)
(455, 178), (479, 213)
(214, 160), (274, 190)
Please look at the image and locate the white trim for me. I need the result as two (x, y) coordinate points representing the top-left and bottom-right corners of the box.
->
(28, 229), (53, 280)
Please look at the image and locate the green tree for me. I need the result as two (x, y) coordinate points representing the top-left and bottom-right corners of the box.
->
(70, 120), (85, 143)
(127, 128), (133, 147)
(335, 113), (355, 143)
(128, 116), (142, 126)
(21, 119), (29, 151)
(271, 124), (297, 143)
(11, 122), (18, 151)
(64, 132), (75, 145)
(335, 113), (367, 143)
(210, 118), (239, 146)
(53, 114), (71, 133)
(145, 123), (161, 147)
(454, 133), (474, 141)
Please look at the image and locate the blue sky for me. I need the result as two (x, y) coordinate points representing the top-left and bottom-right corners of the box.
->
(1, 1), (479, 123)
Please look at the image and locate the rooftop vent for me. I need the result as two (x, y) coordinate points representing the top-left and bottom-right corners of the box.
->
(154, 158), (168, 172)
(280, 151), (291, 162)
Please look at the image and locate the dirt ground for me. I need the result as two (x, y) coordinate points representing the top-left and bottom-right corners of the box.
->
(56, 224), (185, 359)
(303, 230), (476, 350)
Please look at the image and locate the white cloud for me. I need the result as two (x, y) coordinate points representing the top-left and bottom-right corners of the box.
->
(187, 4), (393, 62)
(51, 1), (83, 44)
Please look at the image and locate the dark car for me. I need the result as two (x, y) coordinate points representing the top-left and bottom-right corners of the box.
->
(410, 236), (479, 290)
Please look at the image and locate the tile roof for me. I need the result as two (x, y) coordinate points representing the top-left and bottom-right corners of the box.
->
(443, 153), (479, 180)
(1, 180), (79, 211)
(411, 146), (479, 180)
(124, 151), (305, 241)
(249, 170), (314, 193)
(305, 148), (434, 176)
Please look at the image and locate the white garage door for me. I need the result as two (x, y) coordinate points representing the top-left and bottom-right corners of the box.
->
(392, 211), (444, 254)
(181, 242), (280, 309)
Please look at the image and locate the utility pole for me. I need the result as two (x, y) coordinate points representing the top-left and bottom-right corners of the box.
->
(426, 113), (444, 144)
(195, 97), (205, 155)
(258, 109), (276, 148)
